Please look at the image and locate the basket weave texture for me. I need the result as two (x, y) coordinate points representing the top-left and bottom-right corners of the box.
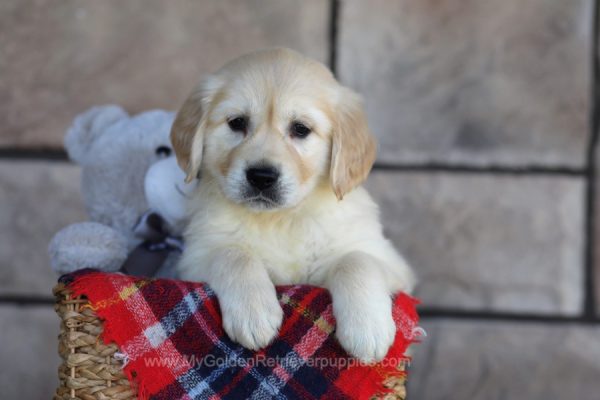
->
(54, 283), (137, 400)
(53, 283), (406, 400)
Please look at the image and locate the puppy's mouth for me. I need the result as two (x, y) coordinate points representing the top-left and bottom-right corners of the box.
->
(241, 189), (283, 210)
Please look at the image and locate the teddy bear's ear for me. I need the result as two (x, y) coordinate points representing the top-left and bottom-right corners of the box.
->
(64, 105), (129, 164)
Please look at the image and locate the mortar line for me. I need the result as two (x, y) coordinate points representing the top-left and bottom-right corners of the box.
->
(0, 148), (68, 161)
(328, 0), (339, 76)
(582, 0), (600, 318)
(419, 307), (600, 325)
(0, 296), (55, 305)
(372, 162), (585, 176)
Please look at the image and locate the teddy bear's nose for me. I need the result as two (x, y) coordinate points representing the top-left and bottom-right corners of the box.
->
(246, 166), (280, 191)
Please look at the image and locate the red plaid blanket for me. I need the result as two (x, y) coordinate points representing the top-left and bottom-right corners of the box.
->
(62, 270), (421, 400)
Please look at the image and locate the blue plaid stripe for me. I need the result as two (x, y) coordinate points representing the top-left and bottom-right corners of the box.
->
(143, 290), (203, 349)
(250, 350), (306, 399)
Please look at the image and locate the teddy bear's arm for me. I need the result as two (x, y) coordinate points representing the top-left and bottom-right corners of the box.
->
(48, 222), (129, 274)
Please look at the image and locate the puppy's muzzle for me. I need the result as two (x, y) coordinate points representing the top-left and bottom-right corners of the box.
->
(246, 166), (280, 191)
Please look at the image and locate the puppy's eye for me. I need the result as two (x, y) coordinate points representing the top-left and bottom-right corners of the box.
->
(290, 122), (311, 139)
(227, 116), (248, 133)
(155, 146), (172, 157)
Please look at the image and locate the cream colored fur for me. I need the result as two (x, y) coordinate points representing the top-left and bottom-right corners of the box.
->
(172, 48), (415, 362)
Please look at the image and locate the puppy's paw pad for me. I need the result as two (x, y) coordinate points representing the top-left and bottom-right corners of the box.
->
(222, 292), (283, 350)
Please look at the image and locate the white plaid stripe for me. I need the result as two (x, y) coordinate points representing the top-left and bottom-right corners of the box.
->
(144, 323), (168, 348)
(119, 281), (207, 383)
(112, 279), (162, 361)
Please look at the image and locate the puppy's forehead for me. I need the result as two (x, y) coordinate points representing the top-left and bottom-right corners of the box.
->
(214, 49), (338, 105)
(217, 84), (331, 115)
(217, 48), (335, 83)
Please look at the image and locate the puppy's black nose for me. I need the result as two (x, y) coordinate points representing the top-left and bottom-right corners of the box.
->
(246, 166), (280, 191)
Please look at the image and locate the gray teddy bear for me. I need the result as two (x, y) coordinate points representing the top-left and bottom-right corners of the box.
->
(48, 105), (196, 277)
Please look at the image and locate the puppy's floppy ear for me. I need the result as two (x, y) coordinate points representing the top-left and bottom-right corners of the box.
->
(170, 76), (222, 182)
(170, 89), (206, 183)
(330, 87), (377, 200)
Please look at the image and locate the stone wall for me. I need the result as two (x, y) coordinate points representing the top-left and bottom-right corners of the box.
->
(0, 1), (596, 398)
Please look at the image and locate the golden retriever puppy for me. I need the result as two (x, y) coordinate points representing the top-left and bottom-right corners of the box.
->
(171, 48), (415, 362)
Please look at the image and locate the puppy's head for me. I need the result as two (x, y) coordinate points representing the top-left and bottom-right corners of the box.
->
(171, 48), (376, 211)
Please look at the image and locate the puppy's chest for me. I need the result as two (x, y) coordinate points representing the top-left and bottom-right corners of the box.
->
(237, 221), (333, 284)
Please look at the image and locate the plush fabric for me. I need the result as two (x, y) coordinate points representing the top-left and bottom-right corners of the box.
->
(62, 270), (422, 400)
(48, 105), (192, 278)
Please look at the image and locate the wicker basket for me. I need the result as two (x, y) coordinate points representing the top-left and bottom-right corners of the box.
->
(53, 283), (407, 400)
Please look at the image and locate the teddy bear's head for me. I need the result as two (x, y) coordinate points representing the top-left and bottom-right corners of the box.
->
(65, 105), (176, 248)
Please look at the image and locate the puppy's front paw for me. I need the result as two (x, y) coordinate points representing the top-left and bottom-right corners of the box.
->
(221, 289), (283, 351)
(335, 294), (396, 363)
